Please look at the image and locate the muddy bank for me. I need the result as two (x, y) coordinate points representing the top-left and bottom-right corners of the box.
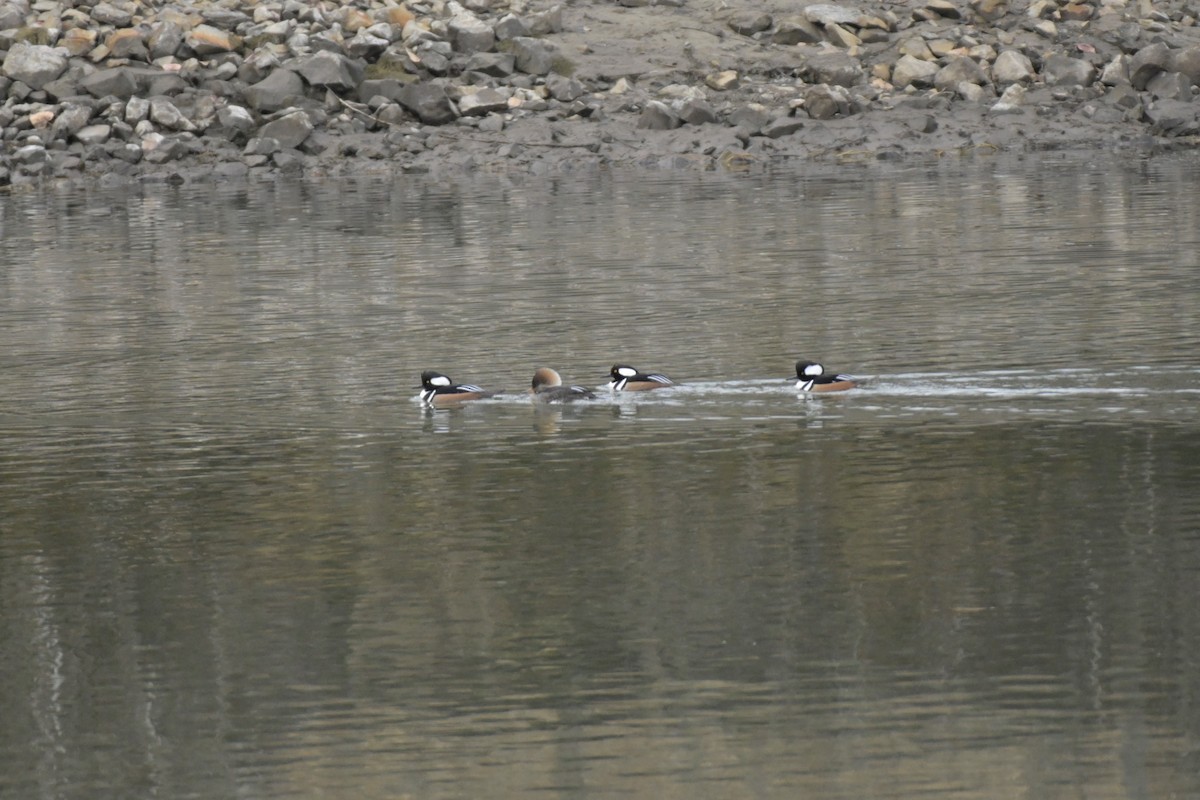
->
(2, 0), (1200, 186)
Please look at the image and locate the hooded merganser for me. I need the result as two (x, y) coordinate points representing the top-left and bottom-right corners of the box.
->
(795, 360), (857, 392)
(530, 367), (596, 403)
(606, 364), (676, 392)
(418, 370), (495, 406)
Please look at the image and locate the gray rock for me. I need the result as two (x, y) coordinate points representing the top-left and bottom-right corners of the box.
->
(1129, 42), (1171, 91)
(148, 21), (185, 60)
(1146, 71), (1192, 101)
(212, 105), (256, 142)
(464, 52), (516, 77)
(142, 135), (188, 164)
(892, 54), (940, 89)
(805, 3), (864, 27)
(345, 31), (389, 60)
(125, 96), (150, 123)
(79, 68), (139, 99)
(1100, 54), (1130, 87)
(1042, 54), (1096, 87)
(296, 51), (365, 92)
(2, 43), (69, 90)
(108, 31), (149, 61)
(1145, 99), (1200, 135)
(677, 98), (719, 125)
(51, 104), (93, 139)
(110, 142), (143, 163)
(803, 52), (864, 87)
(92, 2), (134, 27)
(638, 101), (681, 130)
(729, 13), (772, 36)
(398, 82), (458, 124)
(803, 84), (851, 120)
(75, 124), (112, 145)
(508, 36), (560, 76)
(772, 16), (823, 45)
(494, 14), (530, 41)
(934, 56), (990, 92)
(244, 136), (282, 155)
(148, 74), (188, 97)
(727, 103), (772, 132)
(258, 111), (313, 148)
(240, 49), (282, 85)
(763, 115), (805, 138)
(0, 4), (25, 29)
(546, 74), (584, 102)
(150, 97), (195, 131)
(1172, 46), (1200, 86)
(458, 87), (509, 116)
(243, 69), (305, 113)
(993, 50), (1036, 85)
(526, 4), (564, 35)
(991, 83), (1026, 114)
(42, 77), (81, 102)
(449, 12), (495, 53)
(357, 78), (413, 104)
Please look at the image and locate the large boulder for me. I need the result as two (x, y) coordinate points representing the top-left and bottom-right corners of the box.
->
(2, 42), (68, 90)
(398, 82), (458, 124)
(295, 51), (365, 92)
(243, 69), (305, 113)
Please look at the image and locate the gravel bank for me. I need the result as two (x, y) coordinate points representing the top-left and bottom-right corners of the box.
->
(3, 0), (1200, 186)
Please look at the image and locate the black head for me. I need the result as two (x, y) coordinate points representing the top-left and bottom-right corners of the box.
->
(420, 370), (452, 389)
(610, 364), (638, 380)
(795, 360), (825, 378)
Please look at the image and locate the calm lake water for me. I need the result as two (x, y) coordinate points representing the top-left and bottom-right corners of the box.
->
(2, 153), (1199, 800)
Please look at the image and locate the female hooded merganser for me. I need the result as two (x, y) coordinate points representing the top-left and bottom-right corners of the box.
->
(530, 367), (596, 403)
(794, 360), (857, 392)
(606, 364), (676, 392)
(418, 370), (495, 406)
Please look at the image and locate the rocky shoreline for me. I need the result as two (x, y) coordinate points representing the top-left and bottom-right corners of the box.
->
(3, 0), (1200, 186)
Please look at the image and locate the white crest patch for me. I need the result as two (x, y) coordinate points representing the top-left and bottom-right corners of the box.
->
(617, 366), (637, 377)
(803, 363), (824, 377)
(430, 375), (452, 387)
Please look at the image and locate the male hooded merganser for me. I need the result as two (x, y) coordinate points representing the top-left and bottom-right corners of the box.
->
(794, 360), (857, 392)
(418, 370), (495, 406)
(530, 367), (596, 403)
(606, 364), (676, 392)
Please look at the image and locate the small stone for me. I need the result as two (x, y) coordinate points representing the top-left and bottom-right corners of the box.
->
(763, 115), (805, 138)
(186, 25), (242, 56)
(297, 51), (365, 92)
(458, 87), (509, 116)
(494, 14), (530, 41)
(925, 0), (962, 18)
(92, 2), (134, 27)
(105, 29), (149, 61)
(933, 55), (989, 92)
(508, 37), (561, 76)
(705, 70), (740, 91)
(1129, 42), (1172, 90)
(398, 82), (458, 124)
(244, 136), (281, 156)
(125, 96), (150, 123)
(1042, 54), (1097, 87)
(258, 111), (313, 148)
(991, 83), (1026, 113)
(150, 97), (195, 131)
(772, 16), (822, 45)
(449, 12), (495, 53)
(993, 50), (1036, 85)
(637, 101), (681, 130)
(805, 4), (864, 26)
(1060, 3), (1094, 20)
(824, 22), (861, 48)
(729, 13), (772, 36)
(75, 124), (111, 145)
(243, 69), (305, 113)
(51, 104), (93, 139)
(892, 54), (941, 89)
(677, 98), (719, 125)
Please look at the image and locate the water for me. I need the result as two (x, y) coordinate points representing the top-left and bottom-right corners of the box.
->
(2, 153), (1199, 799)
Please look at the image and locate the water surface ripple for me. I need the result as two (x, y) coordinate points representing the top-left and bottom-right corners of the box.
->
(2, 154), (1199, 800)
